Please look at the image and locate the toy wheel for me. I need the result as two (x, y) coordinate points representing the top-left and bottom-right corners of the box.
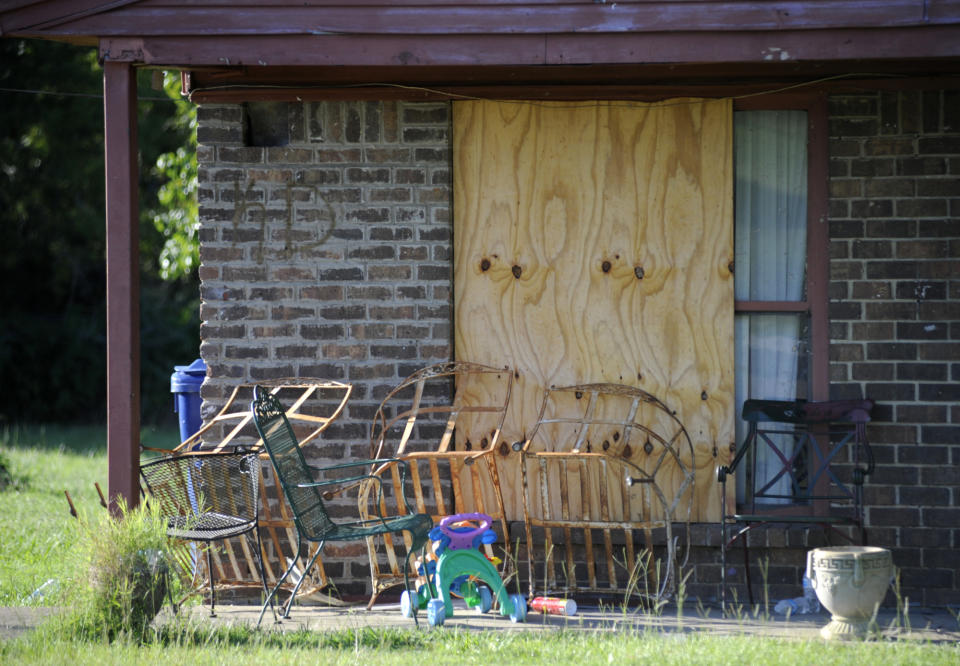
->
(508, 594), (527, 623)
(400, 590), (415, 618)
(427, 598), (445, 627)
(475, 585), (493, 614)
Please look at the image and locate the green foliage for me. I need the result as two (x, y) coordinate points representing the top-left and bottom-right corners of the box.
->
(54, 497), (191, 643)
(7, 622), (960, 665)
(149, 72), (199, 282)
(0, 449), (24, 491)
(0, 39), (200, 424)
(0, 424), (178, 605)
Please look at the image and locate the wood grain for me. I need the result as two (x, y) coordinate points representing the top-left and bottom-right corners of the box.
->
(454, 99), (734, 522)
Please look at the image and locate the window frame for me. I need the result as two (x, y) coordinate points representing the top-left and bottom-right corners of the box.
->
(731, 93), (832, 513)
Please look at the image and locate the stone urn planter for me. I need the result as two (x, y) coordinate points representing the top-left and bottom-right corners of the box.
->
(129, 549), (170, 624)
(806, 546), (894, 641)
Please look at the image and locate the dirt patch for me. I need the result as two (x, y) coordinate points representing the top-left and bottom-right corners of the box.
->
(0, 606), (58, 641)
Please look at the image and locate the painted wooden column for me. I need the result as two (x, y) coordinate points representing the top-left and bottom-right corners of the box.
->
(103, 60), (140, 512)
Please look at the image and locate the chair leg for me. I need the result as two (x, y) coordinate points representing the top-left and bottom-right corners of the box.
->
(720, 523), (728, 611)
(207, 545), (217, 617)
(742, 532), (754, 606)
(258, 533), (303, 627)
(401, 541), (421, 628)
(251, 527), (277, 626)
(283, 544), (323, 619)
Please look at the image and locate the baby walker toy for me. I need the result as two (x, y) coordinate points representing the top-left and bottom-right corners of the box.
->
(400, 512), (526, 626)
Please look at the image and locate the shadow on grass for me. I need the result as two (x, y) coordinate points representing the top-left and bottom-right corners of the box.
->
(1, 423), (180, 455)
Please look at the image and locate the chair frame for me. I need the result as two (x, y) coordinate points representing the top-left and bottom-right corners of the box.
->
(139, 448), (274, 619)
(360, 361), (515, 608)
(517, 383), (696, 603)
(141, 379), (352, 605)
(717, 398), (875, 608)
(250, 387), (434, 625)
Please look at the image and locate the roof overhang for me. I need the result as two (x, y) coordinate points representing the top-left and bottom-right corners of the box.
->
(104, 20), (960, 101)
(3, 1), (960, 98)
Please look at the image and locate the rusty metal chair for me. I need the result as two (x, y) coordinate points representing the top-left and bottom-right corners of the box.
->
(516, 383), (696, 603)
(359, 362), (515, 608)
(717, 398), (875, 607)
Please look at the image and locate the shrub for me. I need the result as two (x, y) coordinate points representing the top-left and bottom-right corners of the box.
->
(55, 498), (190, 643)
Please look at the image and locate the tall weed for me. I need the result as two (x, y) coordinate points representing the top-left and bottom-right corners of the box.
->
(52, 498), (190, 643)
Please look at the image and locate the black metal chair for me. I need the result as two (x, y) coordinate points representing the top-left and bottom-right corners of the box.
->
(139, 449), (274, 620)
(717, 398), (874, 608)
(250, 386), (434, 626)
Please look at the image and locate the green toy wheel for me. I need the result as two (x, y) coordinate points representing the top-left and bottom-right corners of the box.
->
(460, 580), (480, 607)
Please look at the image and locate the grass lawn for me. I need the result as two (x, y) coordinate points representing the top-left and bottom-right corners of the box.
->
(1, 425), (958, 664)
(2, 623), (959, 665)
(0, 423), (179, 605)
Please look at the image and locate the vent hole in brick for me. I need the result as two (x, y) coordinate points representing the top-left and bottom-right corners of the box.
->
(245, 101), (291, 147)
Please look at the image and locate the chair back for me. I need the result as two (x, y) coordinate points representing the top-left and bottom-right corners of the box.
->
(251, 388), (336, 540)
(139, 450), (261, 538)
(739, 398), (875, 511)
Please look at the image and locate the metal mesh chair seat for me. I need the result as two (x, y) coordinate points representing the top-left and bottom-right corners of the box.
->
(140, 450), (273, 619)
(166, 512), (256, 541)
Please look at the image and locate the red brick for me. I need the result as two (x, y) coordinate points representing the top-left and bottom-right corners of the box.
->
(863, 137), (916, 155)
(897, 240), (951, 259)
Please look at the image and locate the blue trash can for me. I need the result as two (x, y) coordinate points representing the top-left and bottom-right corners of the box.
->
(171, 358), (206, 446)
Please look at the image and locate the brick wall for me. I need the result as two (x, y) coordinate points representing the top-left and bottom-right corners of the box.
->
(197, 99), (453, 424)
(196, 101), (454, 594)
(196, 92), (959, 605)
(827, 90), (960, 607)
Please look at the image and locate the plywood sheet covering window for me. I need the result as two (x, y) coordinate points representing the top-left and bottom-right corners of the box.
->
(453, 99), (734, 522)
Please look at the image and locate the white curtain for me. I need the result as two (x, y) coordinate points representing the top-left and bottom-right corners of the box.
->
(734, 110), (807, 503)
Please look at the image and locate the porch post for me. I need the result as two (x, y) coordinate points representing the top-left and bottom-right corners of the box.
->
(103, 60), (140, 513)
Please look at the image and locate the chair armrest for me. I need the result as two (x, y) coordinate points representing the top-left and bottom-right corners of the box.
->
(302, 457), (417, 516)
(852, 432), (875, 484)
(716, 464), (730, 484)
(719, 433), (754, 480)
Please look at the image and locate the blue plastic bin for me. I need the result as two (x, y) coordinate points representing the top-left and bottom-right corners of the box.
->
(171, 358), (206, 445)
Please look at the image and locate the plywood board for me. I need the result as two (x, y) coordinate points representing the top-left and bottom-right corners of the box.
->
(453, 99), (734, 522)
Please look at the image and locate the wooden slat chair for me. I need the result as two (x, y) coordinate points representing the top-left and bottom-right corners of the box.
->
(139, 448), (274, 621)
(360, 362), (514, 608)
(516, 384), (696, 603)
(251, 387), (433, 625)
(716, 398), (875, 607)
(140, 379), (352, 607)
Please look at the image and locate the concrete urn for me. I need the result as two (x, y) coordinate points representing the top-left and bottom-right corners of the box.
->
(806, 546), (894, 641)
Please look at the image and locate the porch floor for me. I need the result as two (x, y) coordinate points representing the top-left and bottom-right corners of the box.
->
(3, 601), (957, 643)
(169, 599), (958, 643)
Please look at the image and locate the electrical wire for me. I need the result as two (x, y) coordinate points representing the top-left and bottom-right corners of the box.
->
(184, 72), (905, 106)
(0, 86), (178, 102)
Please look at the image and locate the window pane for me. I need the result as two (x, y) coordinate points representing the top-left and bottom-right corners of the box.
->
(735, 313), (811, 405)
(733, 109), (810, 504)
(734, 110), (808, 302)
(734, 312), (812, 502)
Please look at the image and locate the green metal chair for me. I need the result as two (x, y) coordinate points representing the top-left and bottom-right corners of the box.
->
(251, 386), (434, 625)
